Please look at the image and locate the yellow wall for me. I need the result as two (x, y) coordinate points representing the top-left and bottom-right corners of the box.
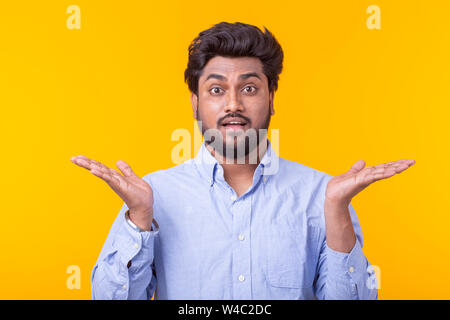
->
(0, 0), (448, 299)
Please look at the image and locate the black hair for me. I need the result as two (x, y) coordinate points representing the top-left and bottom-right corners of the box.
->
(184, 22), (284, 96)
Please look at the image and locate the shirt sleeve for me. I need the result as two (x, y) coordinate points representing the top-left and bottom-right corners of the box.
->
(314, 202), (379, 300)
(91, 201), (159, 300)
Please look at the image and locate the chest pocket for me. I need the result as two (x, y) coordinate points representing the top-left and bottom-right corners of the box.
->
(266, 223), (320, 289)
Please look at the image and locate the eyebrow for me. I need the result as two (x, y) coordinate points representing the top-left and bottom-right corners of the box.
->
(205, 72), (262, 82)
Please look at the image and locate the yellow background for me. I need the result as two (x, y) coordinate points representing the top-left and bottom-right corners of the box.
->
(0, 0), (449, 299)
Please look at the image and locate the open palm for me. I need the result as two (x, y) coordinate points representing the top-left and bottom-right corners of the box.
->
(326, 159), (416, 205)
(70, 155), (153, 214)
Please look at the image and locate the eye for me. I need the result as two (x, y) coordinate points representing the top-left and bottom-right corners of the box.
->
(209, 87), (224, 95)
(243, 86), (257, 95)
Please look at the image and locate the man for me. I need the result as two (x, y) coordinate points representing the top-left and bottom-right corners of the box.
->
(71, 22), (415, 299)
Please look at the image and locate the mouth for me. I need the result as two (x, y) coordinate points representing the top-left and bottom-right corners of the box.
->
(220, 119), (249, 131)
(222, 123), (247, 130)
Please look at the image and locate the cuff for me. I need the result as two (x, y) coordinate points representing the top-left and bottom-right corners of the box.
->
(325, 237), (368, 284)
(110, 212), (159, 267)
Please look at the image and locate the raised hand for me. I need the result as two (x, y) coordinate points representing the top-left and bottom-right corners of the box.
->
(326, 159), (416, 206)
(70, 155), (154, 231)
(323, 158), (416, 253)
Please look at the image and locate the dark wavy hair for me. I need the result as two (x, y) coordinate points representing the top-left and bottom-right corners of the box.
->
(184, 22), (284, 96)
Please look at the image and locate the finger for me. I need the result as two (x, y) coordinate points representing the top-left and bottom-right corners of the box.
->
(353, 166), (374, 186)
(87, 158), (111, 171)
(95, 166), (124, 181)
(373, 161), (408, 175)
(347, 160), (366, 175)
(91, 167), (123, 187)
(371, 167), (397, 181)
(73, 155), (90, 160)
(375, 163), (400, 172)
(71, 155), (93, 165)
(72, 156), (131, 200)
(72, 156), (123, 183)
(359, 159), (415, 184)
(80, 159), (108, 176)
(386, 162), (410, 173)
(71, 155), (100, 168)
(116, 160), (137, 178)
(366, 164), (406, 183)
(73, 156), (114, 176)
(375, 162), (394, 169)
(358, 165), (388, 184)
(377, 159), (415, 168)
(71, 157), (93, 170)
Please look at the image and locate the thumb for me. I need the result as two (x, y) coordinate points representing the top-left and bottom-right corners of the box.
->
(347, 160), (366, 174)
(116, 160), (137, 177)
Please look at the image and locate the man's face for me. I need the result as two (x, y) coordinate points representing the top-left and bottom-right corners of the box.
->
(191, 56), (275, 159)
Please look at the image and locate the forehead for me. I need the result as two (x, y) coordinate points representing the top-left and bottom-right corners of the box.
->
(200, 56), (265, 80)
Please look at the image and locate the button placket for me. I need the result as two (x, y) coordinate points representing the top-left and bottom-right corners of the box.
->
(231, 197), (252, 299)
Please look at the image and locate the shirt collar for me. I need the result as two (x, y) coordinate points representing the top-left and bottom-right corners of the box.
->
(193, 139), (278, 186)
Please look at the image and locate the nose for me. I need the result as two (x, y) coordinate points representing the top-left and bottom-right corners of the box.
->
(224, 89), (244, 113)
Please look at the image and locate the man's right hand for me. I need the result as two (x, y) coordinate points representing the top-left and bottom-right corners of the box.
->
(70, 155), (154, 231)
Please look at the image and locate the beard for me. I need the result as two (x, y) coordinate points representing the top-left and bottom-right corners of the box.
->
(196, 100), (272, 162)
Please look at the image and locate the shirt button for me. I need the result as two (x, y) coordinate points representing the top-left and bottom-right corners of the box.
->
(231, 195), (237, 201)
(134, 243), (139, 249)
(238, 275), (245, 282)
(122, 284), (127, 289)
(349, 266), (355, 273)
(263, 177), (267, 183)
(238, 234), (245, 241)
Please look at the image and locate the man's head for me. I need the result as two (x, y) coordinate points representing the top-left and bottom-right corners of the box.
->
(184, 22), (284, 161)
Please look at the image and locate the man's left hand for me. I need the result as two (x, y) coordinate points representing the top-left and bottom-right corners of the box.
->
(326, 159), (416, 207)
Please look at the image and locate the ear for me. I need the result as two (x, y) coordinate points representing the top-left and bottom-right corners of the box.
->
(269, 91), (275, 115)
(191, 92), (198, 119)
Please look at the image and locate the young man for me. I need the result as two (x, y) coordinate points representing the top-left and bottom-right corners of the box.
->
(71, 22), (415, 299)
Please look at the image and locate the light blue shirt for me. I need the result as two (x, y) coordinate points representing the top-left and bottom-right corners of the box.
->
(91, 140), (378, 300)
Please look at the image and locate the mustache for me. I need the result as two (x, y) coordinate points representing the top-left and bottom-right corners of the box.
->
(218, 113), (251, 126)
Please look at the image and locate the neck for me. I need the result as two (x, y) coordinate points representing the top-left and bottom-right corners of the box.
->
(206, 140), (269, 196)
